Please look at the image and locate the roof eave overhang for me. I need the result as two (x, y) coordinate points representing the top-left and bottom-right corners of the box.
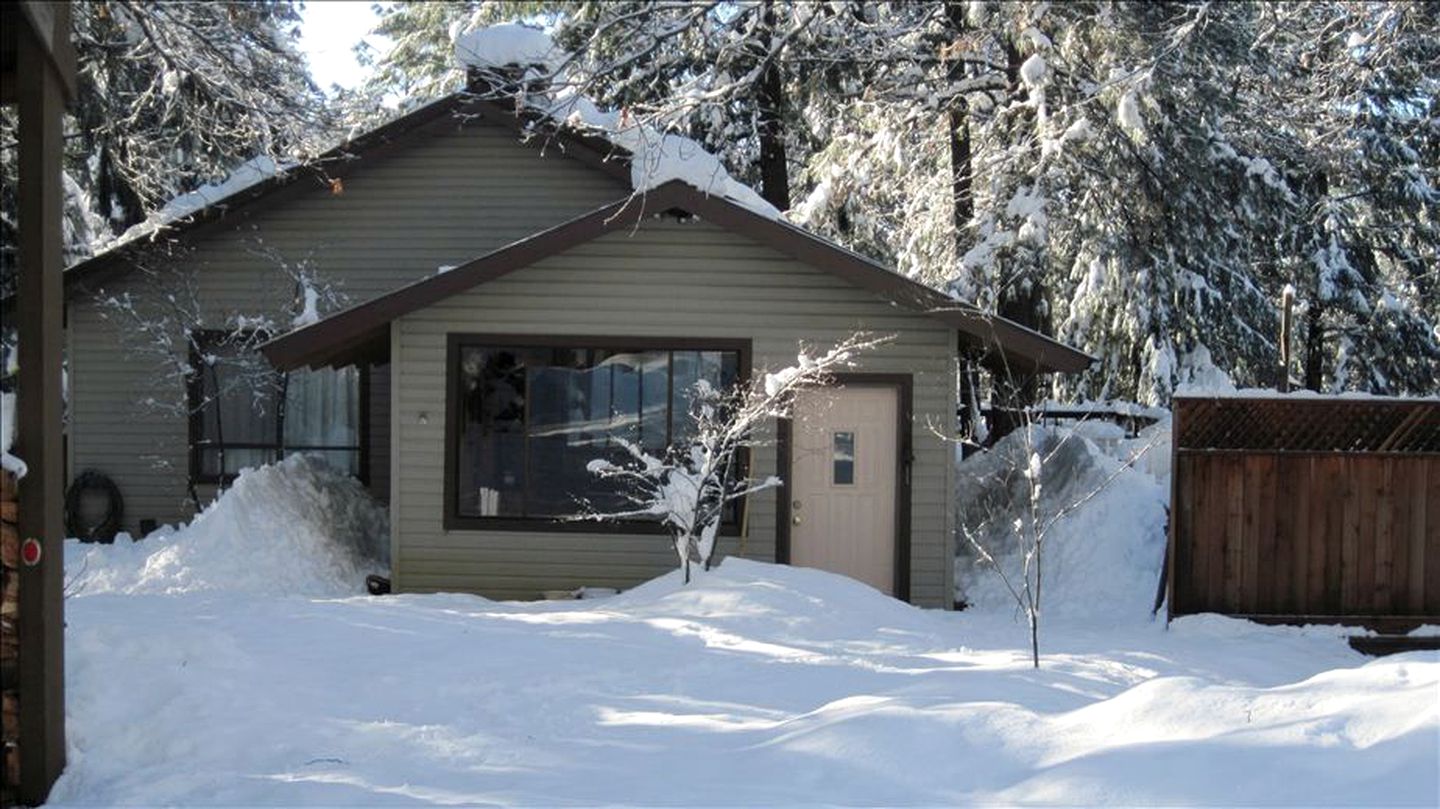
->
(260, 181), (1094, 376)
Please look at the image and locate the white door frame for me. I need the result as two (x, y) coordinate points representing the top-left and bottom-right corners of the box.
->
(778, 373), (912, 600)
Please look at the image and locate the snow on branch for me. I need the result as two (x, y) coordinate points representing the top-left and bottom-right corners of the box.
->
(453, 22), (780, 219)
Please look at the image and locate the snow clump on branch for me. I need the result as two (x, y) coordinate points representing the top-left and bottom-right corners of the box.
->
(453, 23), (780, 219)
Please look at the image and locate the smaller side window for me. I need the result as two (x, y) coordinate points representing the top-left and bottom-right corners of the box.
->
(189, 330), (362, 485)
(190, 331), (283, 484)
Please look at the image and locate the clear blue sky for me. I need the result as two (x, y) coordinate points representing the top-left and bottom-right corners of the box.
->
(298, 1), (389, 93)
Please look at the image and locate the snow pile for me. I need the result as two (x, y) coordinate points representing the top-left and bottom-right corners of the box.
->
(1, 391), (24, 478)
(1173, 343), (1237, 394)
(65, 454), (386, 598)
(954, 424), (1169, 623)
(454, 23), (564, 72)
(51, 554), (1439, 806)
(455, 23), (780, 218)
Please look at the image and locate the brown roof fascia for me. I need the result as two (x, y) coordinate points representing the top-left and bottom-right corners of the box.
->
(63, 92), (632, 294)
(665, 191), (1093, 375)
(262, 181), (1091, 375)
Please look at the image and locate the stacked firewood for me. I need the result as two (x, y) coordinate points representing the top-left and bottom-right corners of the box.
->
(1, 468), (18, 797)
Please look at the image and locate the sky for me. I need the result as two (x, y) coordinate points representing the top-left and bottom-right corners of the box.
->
(297, 1), (390, 94)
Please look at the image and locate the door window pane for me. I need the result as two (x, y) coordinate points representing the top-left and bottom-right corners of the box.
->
(833, 431), (855, 485)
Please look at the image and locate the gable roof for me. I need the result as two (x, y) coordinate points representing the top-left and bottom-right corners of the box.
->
(258, 180), (1092, 376)
(62, 90), (633, 293)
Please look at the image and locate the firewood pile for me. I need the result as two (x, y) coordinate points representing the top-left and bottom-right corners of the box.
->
(1, 467), (19, 797)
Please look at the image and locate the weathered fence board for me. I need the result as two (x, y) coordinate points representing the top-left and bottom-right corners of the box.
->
(1170, 397), (1440, 626)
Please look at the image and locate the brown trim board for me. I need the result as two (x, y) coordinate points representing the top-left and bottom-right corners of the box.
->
(260, 180), (1092, 375)
(776, 373), (914, 602)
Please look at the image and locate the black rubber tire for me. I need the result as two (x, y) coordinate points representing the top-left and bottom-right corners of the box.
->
(65, 469), (125, 543)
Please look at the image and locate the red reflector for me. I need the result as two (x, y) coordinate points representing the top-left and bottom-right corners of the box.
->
(21, 538), (41, 566)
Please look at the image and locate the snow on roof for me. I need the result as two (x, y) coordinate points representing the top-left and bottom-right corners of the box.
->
(1173, 386), (1440, 402)
(89, 155), (294, 257)
(76, 24), (781, 267)
(455, 23), (781, 219)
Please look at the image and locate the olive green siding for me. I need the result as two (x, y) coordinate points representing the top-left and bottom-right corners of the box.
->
(67, 119), (628, 532)
(392, 218), (958, 608)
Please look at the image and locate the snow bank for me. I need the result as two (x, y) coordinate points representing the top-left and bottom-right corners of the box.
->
(455, 23), (780, 219)
(51, 553), (1438, 806)
(954, 424), (1169, 623)
(65, 455), (386, 598)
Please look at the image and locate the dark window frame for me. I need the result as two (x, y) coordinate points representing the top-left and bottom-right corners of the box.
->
(443, 333), (753, 534)
(187, 329), (369, 486)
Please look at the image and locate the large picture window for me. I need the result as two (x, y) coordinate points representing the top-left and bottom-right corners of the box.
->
(446, 336), (748, 529)
(189, 331), (363, 484)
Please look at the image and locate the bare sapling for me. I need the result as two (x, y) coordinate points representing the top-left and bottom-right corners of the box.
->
(952, 362), (1163, 668)
(580, 333), (893, 582)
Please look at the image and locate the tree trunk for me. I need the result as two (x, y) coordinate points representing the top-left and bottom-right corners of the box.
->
(944, 2), (973, 233)
(1029, 611), (1039, 668)
(1304, 297), (1325, 392)
(756, 1), (790, 211)
(1302, 171), (1330, 393)
(948, 104), (973, 231)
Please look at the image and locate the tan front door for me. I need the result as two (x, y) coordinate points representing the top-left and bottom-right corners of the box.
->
(789, 383), (900, 594)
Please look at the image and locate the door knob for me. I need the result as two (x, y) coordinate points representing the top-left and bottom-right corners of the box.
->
(792, 515), (802, 526)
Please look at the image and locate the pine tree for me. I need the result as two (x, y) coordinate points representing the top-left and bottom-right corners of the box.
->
(1, 0), (331, 293)
(345, 1), (1440, 400)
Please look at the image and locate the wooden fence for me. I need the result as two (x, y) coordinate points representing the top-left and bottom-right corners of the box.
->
(1168, 397), (1440, 627)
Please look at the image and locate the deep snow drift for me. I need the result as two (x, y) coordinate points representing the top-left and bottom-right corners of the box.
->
(54, 551), (1439, 803)
(65, 454), (386, 598)
(48, 443), (1439, 806)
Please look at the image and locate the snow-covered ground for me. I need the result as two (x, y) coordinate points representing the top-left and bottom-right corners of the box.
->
(49, 453), (1440, 806)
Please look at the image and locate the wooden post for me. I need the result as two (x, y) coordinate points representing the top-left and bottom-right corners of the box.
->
(10, 3), (75, 803)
